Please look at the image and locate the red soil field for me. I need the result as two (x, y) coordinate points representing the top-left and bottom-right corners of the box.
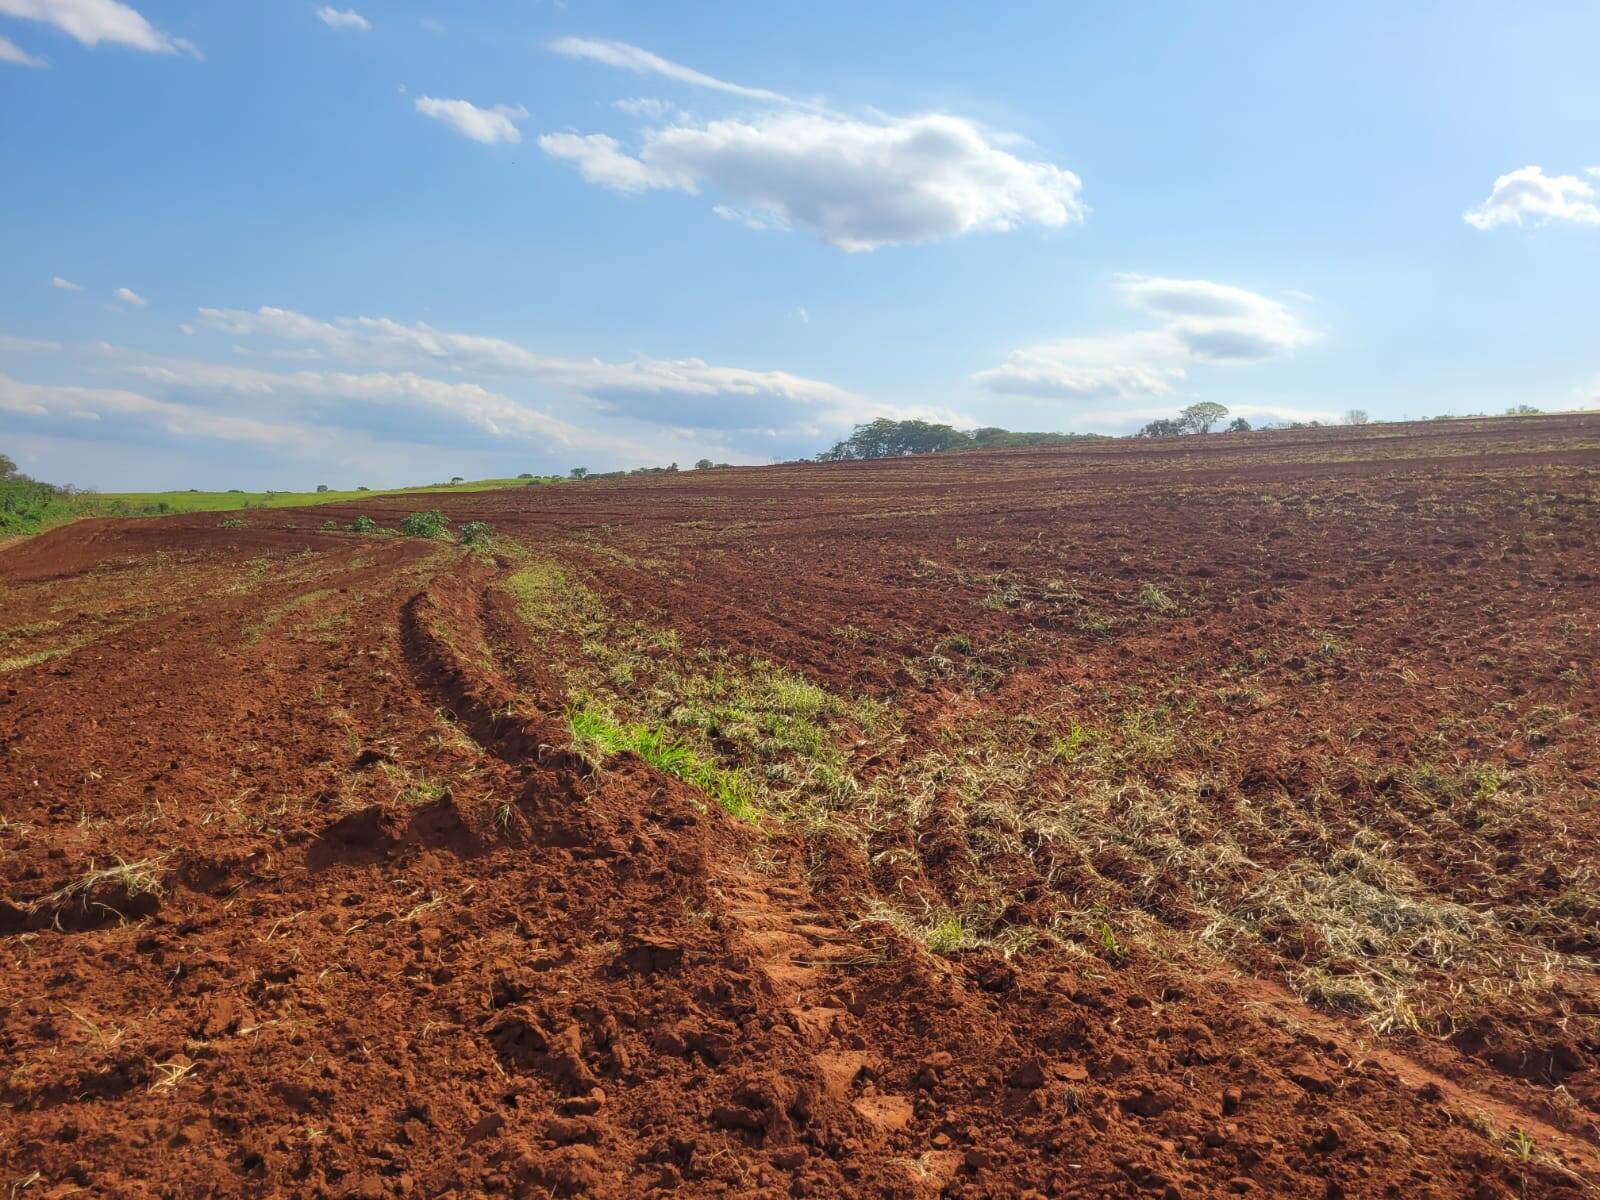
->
(3, 414), (1598, 1197)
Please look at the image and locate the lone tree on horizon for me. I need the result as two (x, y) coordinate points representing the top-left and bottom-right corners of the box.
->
(1179, 402), (1229, 433)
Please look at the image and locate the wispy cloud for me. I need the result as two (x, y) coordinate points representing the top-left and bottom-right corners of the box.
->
(0, 31), (45, 64)
(550, 36), (792, 104)
(1465, 165), (1600, 230)
(113, 286), (148, 307)
(0, 0), (197, 56)
(0, 333), (64, 352)
(188, 303), (959, 454)
(415, 96), (528, 144)
(50, 275), (82, 291)
(315, 7), (369, 32)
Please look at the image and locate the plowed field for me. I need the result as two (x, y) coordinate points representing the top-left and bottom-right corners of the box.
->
(3, 414), (1599, 1198)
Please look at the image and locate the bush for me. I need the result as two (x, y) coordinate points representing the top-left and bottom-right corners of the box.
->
(460, 520), (492, 547)
(218, 517), (247, 529)
(400, 510), (448, 539)
(350, 515), (378, 533)
(321, 518), (339, 530)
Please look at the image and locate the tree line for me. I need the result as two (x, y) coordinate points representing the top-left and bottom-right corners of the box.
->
(816, 418), (1104, 461)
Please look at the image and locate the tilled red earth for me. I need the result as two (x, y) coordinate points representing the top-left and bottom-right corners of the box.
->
(2, 415), (1599, 1197)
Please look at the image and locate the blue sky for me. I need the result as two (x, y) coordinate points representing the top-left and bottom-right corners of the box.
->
(2, 0), (1597, 489)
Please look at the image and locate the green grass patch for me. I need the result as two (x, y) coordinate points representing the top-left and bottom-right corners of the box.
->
(21, 475), (566, 525)
(567, 703), (756, 822)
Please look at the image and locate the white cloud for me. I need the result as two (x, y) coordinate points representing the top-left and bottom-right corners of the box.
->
(0, 372), (310, 446)
(113, 286), (148, 307)
(976, 276), (1313, 402)
(0, 333), (63, 352)
(1118, 276), (1313, 363)
(0, 0), (196, 55)
(117, 358), (621, 448)
(550, 36), (791, 104)
(540, 110), (1085, 251)
(614, 97), (676, 119)
(415, 96), (527, 145)
(1464, 165), (1600, 230)
(539, 132), (689, 191)
(0, 31), (45, 63)
(316, 7), (368, 32)
(794, 306), (809, 324)
(542, 37), (1084, 252)
(50, 275), (82, 290)
(193, 304), (857, 435)
(976, 357), (1182, 402)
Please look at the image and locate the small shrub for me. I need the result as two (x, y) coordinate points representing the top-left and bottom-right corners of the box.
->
(350, 515), (378, 533)
(321, 518), (339, 530)
(218, 517), (247, 529)
(460, 520), (492, 547)
(400, 510), (447, 539)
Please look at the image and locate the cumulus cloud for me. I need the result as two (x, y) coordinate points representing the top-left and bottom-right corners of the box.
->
(0, 32), (45, 63)
(0, 0), (196, 55)
(976, 276), (1313, 402)
(540, 36), (1084, 251)
(1464, 165), (1600, 230)
(316, 7), (368, 32)
(50, 275), (81, 290)
(550, 36), (791, 104)
(113, 286), (147, 306)
(540, 110), (1084, 251)
(415, 96), (528, 144)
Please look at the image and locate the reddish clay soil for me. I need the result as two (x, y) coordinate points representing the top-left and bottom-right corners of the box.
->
(3, 414), (1599, 1197)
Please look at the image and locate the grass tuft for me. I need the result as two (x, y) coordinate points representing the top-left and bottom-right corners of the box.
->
(567, 703), (757, 822)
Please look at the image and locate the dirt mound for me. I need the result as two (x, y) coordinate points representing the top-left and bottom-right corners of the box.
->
(3, 415), (1598, 1195)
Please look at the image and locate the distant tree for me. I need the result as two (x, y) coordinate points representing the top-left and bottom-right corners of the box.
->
(1226, 417), (1252, 433)
(667, 462), (679, 472)
(817, 418), (973, 461)
(357, 486), (370, 491)
(570, 467), (589, 479)
(517, 472), (533, 479)
(1505, 404), (1541, 415)
(315, 484), (330, 493)
(450, 476), (464, 485)
(694, 458), (713, 470)
(1343, 409), (1370, 425)
(1136, 419), (1184, 438)
(1178, 402), (1229, 434)
(0, 452), (19, 480)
